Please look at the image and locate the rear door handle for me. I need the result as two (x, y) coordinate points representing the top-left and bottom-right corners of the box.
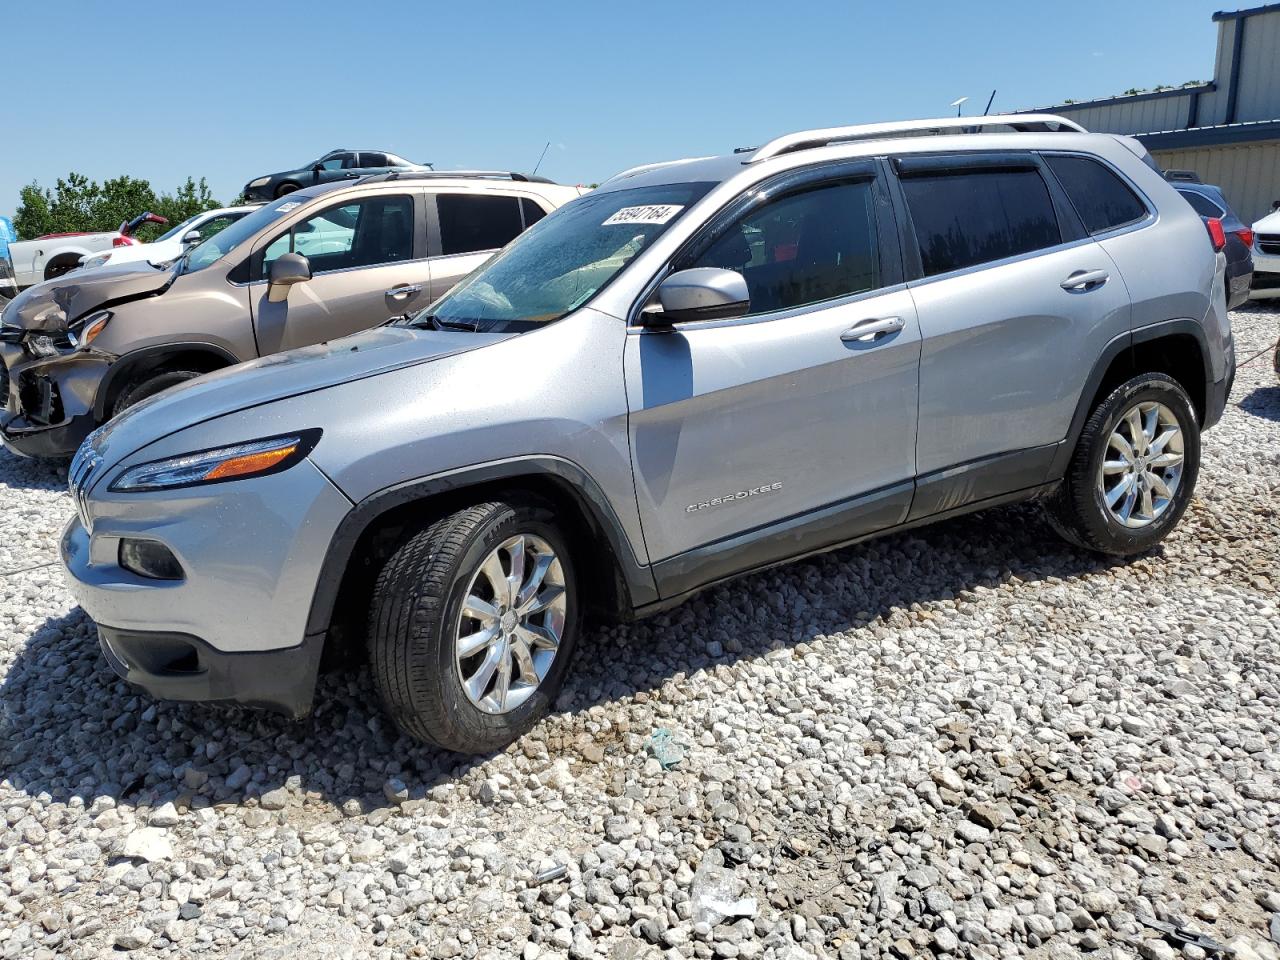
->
(1061, 269), (1109, 291)
(386, 283), (423, 301)
(840, 316), (905, 342)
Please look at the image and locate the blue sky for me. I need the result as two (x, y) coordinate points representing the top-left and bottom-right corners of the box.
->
(4, 0), (1230, 221)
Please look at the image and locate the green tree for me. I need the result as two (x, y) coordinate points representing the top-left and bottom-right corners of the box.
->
(13, 173), (223, 242)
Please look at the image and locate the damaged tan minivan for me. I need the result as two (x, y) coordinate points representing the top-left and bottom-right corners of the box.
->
(0, 172), (581, 457)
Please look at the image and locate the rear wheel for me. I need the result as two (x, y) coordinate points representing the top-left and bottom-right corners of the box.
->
(110, 369), (203, 419)
(367, 499), (579, 753)
(1045, 372), (1200, 555)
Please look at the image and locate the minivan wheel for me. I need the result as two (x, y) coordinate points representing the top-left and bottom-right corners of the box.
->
(367, 500), (579, 753)
(1045, 372), (1200, 556)
(111, 369), (203, 419)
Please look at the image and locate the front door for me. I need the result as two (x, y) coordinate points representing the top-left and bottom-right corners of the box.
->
(625, 163), (921, 593)
(249, 191), (431, 354)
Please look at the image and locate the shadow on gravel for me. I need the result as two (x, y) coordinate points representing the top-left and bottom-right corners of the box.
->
(0, 448), (71, 492)
(1238, 385), (1280, 422)
(0, 499), (1116, 818)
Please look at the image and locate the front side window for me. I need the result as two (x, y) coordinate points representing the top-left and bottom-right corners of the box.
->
(437, 194), (525, 256)
(260, 194), (414, 276)
(684, 179), (881, 316)
(315, 155), (346, 172)
(1045, 155), (1148, 234)
(902, 169), (1061, 277)
(417, 181), (714, 332)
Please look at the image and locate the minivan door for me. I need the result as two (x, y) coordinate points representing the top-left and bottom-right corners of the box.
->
(625, 162), (921, 598)
(248, 190), (432, 354)
(892, 153), (1131, 519)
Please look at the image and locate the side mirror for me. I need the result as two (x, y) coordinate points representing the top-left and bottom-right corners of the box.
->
(181, 230), (202, 246)
(267, 252), (312, 303)
(645, 268), (750, 326)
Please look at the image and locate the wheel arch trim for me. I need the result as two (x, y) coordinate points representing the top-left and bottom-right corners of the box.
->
(93, 341), (240, 421)
(304, 455), (658, 639)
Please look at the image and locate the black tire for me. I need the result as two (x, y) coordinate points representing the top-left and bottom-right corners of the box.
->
(367, 499), (580, 753)
(274, 182), (299, 199)
(1045, 372), (1200, 555)
(110, 369), (203, 419)
(44, 256), (81, 281)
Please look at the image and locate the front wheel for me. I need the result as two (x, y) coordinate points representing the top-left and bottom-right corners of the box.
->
(274, 182), (299, 199)
(111, 369), (202, 419)
(367, 499), (579, 753)
(1045, 372), (1200, 555)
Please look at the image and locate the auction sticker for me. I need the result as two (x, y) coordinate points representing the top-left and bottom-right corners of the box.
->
(277, 202), (302, 213)
(602, 205), (683, 226)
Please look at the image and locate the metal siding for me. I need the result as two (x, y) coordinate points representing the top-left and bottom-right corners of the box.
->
(1152, 141), (1280, 223)
(1236, 10), (1280, 121)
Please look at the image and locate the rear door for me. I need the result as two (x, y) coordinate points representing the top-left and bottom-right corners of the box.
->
(425, 192), (548, 299)
(247, 190), (432, 354)
(625, 160), (921, 583)
(892, 152), (1131, 517)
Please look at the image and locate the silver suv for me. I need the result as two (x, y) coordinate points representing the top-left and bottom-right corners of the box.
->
(61, 115), (1235, 753)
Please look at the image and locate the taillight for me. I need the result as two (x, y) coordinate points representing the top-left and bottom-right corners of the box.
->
(1237, 228), (1254, 249)
(1206, 217), (1226, 252)
(112, 236), (137, 247)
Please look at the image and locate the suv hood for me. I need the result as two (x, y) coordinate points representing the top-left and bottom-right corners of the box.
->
(1, 260), (175, 332)
(91, 325), (515, 464)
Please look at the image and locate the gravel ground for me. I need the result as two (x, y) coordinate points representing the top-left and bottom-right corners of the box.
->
(0, 307), (1278, 960)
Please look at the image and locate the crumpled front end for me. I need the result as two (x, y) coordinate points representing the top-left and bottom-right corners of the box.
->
(0, 336), (112, 458)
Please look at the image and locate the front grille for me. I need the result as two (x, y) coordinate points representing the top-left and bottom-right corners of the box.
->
(69, 441), (104, 531)
(1258, 234), (1280, 256)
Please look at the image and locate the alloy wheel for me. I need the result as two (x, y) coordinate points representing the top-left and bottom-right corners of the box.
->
(454, 534), (567, 714)
(1097, 400), (1185, 528)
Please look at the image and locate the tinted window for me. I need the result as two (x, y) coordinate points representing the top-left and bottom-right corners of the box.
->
(361, 152), (389, 168)
(260, 194), (414, 276)
(1045, 155), (1148, 234)
(521, 197), (547, 229)
(687, 180), (880, 315)
(1178, 190), (1224, 219)
(438, 194), (524, 255)
(903, 169), (1060, 277)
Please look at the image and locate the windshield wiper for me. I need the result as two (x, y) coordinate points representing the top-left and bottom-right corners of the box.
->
(408, 314), (480, 332)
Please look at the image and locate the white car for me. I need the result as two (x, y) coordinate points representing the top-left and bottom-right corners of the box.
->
(1251, 207), (1280, 299)
(80, 205), (262, 272)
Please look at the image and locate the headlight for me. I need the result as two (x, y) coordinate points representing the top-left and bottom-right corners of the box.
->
(110, 430), (321, 492)
(248, 176), (271, 188)
(68, 310), (112, 348)
(83, 254), (111, 269)
(24, 333), (63, 358)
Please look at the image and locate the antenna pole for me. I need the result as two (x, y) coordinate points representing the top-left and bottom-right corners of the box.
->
(983, 90), (997, 116)
(532, 141), (551, 177)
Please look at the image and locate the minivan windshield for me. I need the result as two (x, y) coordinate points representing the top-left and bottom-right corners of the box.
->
(182, 195), (299, 273)
(411, 181), (714, 333)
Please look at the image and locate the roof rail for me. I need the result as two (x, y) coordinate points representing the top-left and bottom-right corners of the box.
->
(748, 113), (1087, 162)
(358, 170), (556, 185)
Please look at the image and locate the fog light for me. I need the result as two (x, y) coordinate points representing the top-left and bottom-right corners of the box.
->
(119, 539), (183, 580)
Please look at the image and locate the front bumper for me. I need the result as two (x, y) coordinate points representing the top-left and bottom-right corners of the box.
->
(60, 455), (353, 715)
(0, 345), (110, 458)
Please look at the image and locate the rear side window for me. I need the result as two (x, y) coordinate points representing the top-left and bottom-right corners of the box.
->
(437, 194), (524, 255)
(361, 152), (389, 168)
(686, 179), (880, 316)
(1045, 155), (1148, 234)
(1178, 190), (1224, 219)
(902, 169), (1060, 277)
(521, 197), (547, 229)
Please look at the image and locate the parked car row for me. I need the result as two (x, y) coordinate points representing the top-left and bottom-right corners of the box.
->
(1, 115), (1242, 753)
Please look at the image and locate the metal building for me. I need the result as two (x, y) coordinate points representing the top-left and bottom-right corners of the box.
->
(1023, 3), (1280, 224)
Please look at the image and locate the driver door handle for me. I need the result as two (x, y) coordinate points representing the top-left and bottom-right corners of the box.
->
(840, 316), (905, 342)
(386, 283), (422, 301)
(1061, 269), (1109, 291)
